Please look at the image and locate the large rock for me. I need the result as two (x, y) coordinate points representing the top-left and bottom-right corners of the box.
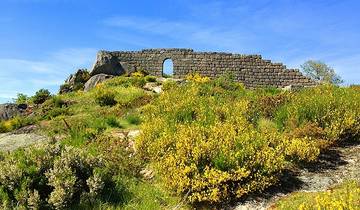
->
(60, 69), (90, 94)
(0, 103), (27, 121)
(90, 51), (126, 76)
(64, 69), (90, 85)
(84, 74), (114, 91)
(0, 132), (48, 152)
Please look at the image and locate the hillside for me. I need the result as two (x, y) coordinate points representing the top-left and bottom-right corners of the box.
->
(0, 73), (359, 209)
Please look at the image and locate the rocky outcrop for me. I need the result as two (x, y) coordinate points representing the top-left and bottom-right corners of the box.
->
(60, 69), (90, 93)
(84, 74), (114, 91)
(0, 103), (27, 121)
(143, 82), (162, 94)
(89, 51), (127, 76)
(0, 132), (48, 152)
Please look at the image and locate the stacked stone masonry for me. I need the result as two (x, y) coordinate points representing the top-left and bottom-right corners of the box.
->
(93, 48), (316, 88)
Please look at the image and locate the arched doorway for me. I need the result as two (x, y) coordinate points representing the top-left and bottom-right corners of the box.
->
(162, 58), (174, 77)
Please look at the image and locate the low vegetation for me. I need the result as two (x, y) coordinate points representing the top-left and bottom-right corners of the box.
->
(0, 73), (359, 209)
(274, 181), (360, 209)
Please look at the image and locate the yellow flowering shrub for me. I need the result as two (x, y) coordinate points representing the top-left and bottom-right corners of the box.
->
(275, 84), (360, 147)
(275, 181), (360, 210)
(131, 71), (145, 78)
(136, 80), (319, 203)
(186, 73), (211, 83)
(0, 116), (36, 133)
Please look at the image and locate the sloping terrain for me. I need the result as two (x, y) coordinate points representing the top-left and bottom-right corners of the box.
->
(0, 75), (359, 209)
(234, 142), (360, 209)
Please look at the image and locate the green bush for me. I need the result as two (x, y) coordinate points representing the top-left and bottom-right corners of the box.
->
(32, 89), (51, 105)
(126, 114), (141, 125)
(0, 138), (139, 209)
(144, 75), (157, 83)
(14, 93), (28, 104)
(275, 85), (360, 145)
(73, 83), (84, 91)
(45, 107), (69, 119)
(0, 116), (36, 133)
(59, 83), (71, 94)
(105, 116), (122, 128)
(95, 89), (117, 107)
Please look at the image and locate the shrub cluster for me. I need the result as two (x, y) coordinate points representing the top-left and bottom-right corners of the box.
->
(94, 89), (117, 107)
(275, 181), (360, 209)
(0, 116), (36, 133)
(32, 89), (51, 105)
(103, 76), (147, 88)
(0, 135), (139, 209)
(186, 73), (210, 83)
(144, 75), (157, 83)
(136, 79), (320, 203)
(275, 85), (360, 148)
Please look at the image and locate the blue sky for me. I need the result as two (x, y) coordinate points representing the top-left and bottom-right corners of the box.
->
(0, 0), (359, 103)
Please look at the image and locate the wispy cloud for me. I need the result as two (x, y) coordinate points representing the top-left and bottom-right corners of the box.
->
(101, 0), (359, 85)
(102, 16), (255, 52)
(0, 48), (96, 102)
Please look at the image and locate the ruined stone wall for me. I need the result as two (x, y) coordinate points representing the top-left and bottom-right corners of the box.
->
(93, 48), (315, 88)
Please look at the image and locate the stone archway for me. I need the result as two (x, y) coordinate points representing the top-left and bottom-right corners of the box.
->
(162, 58), (174, 77)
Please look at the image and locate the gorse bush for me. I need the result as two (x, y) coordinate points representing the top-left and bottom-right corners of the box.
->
(131, 71), (145, 78)
(136, 79), (319, 203)
(95, 89), (117, 107)
(0, 116), (36, 133)
(275, 85), (360, 146)
(275, 181), (360, 209)
(186, 73), (210, 83)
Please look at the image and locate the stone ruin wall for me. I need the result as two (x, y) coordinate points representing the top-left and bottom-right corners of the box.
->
(94, 48), (315, 88)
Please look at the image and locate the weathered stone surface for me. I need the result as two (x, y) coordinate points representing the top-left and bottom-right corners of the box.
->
(92, 48), (316, 88)
(60, 69), (90, 93)
(0, 103), (27, 121)
(0, 132), (48, 152)
(90, 51), (126, 76)
(143, 82), (162, 94)
(84, 74), (114, 91)
(65, 69), (90, 85)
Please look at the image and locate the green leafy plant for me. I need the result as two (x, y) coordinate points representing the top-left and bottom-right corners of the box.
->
(144, 75), (157, 83)
(14, 93), (29, 104)
(95, 89), (117, 107)
(32, 89), (51, 105)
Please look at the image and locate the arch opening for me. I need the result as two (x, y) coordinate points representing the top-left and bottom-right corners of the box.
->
(162, 58), (174, 77)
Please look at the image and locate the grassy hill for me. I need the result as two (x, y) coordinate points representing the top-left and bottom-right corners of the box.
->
(0, 74), (359, 209)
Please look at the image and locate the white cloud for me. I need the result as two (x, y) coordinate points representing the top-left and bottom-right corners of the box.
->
(102, 16), (255, 52)
(0, 48), (97, 102)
